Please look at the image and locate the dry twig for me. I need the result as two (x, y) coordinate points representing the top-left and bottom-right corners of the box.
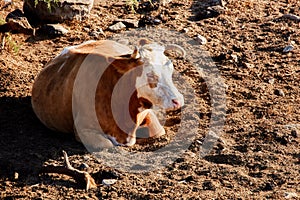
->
(40, 151), (97, 191)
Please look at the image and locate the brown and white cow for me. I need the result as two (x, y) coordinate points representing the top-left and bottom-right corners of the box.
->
(31, 39), (184, 149)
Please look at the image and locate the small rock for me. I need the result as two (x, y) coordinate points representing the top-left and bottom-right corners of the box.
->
(244, 62), (255, 69)
(114, 19), (139, 28)
(282, 14), (300, 22)
(291, 129), (298, 138)
(182, 28), (189, 33)
(202, 180), (216, 190)
(274, 89), (285, 96)
(83, 27), (90, 32)
(14, 172), (19, 180)
(284, 192), (298, 199)
(38, 24), (68, 37)
(79, 163), (89, 171)
(263, 182), (274, 191)
(3, 9), (33, 34)
(231, 54), (238, 63)
(5, 9), (24, 21)
(108, 22), (126, 32)
(102, 179), (117, 186)
(89, 28), (105, 37)
(153, 18), (161, 24)
(23, 0), (94, 25)
(268, 78), (275, 84)
(283, 45), (294, 53)
(196, 34), (207, 45)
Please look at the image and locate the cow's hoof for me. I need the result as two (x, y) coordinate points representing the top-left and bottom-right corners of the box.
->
(125, 135), (136, 146)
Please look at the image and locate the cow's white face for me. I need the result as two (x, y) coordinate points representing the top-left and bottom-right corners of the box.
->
(135, 43), (184, 111)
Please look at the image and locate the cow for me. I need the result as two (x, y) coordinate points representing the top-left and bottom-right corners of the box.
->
(31, 39), (185, 150)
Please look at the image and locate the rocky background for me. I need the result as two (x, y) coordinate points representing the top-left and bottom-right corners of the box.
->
(0, 0), (299, 199)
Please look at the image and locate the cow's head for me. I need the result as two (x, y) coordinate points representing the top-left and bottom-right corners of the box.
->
(134, 39), (185, 111)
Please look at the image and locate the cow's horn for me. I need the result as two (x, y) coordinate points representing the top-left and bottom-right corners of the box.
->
(164, 44), (186, 58)
(131, 46), (140, 59)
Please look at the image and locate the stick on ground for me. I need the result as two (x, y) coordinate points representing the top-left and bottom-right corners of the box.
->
(40, 151), (97, 191)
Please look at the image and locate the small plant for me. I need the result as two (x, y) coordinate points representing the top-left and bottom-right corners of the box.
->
(0, 18), (5, 25)
(126, 0), (139, 13)
(1, 33), (21, 54)
(34, 0), (59, 11)
(126, 0), (153, 13)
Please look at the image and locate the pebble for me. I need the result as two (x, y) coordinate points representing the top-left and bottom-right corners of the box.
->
(14, 172), (19, 180)
(39, 24), (69, 36)
(89, 28), (105, 37)
(283, 45), (294, 53)
(274, 89), (285, 96)
(182, 28), (189, 33)
(291, 129), (298, 138)
(79, 163), (89, 171)
(282, 14), (300, 22)
(231, 54), (238, 63)
(244, 62), (255, 69)
(268, 78), (275, 84)
(196, 34), (207, 45)
(153, 18), (162, 24)
(102, 179), (117, 186)
(108, 22), (126, 32)
(284, 192), (298, 199)
(114, 19), (139, 28)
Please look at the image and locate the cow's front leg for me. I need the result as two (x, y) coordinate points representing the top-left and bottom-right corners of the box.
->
(146, 110), (165, 138)
(126, 109), (165, 146)
(75, 129), (120, 150)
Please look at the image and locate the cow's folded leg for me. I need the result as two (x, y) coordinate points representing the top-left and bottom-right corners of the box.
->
(75, 129), (115, 150)
(146, 110), (166, 137)
(126, 109), (151, 146)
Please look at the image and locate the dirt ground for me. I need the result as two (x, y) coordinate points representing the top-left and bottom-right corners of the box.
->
(0, 0), (299, 199)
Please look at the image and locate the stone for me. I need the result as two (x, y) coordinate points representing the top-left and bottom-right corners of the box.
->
(291, 129), (298, 138)
(3, 9), (33, 34)
(283, 44), (294, 53)
(108, 22), (126, 32)
(244, 62), (255, 69)
(284, 192), (298, 199)
(79, 163), (89, 171)
(89, 28), (105, 37)
(231, 54), (238, 63)
(102, 179), (117, 186)
(23, 0), (94, 25)
(196, 34), (207, 45)
(37, 24), (68, 37)
(114, 19), (139, 28)
(274, 89), (285, 96)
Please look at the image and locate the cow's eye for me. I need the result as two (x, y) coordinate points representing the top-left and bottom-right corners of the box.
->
(147, 72), (159, 88)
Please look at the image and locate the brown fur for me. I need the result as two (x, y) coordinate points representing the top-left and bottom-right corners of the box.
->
(31, 40), (165, 146)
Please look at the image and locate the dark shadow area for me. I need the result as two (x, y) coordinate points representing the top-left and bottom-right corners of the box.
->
(0, 96), (87, 184)
(188, 0), (224, 21)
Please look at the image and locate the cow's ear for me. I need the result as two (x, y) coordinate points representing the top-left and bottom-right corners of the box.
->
(139, 38), (152, 46)
(108, 56), (142, 74)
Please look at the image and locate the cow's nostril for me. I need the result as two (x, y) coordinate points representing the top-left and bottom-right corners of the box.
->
(172, 99), (181, 108)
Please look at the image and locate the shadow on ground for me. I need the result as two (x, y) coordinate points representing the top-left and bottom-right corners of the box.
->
(0, 96), (86, 184)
